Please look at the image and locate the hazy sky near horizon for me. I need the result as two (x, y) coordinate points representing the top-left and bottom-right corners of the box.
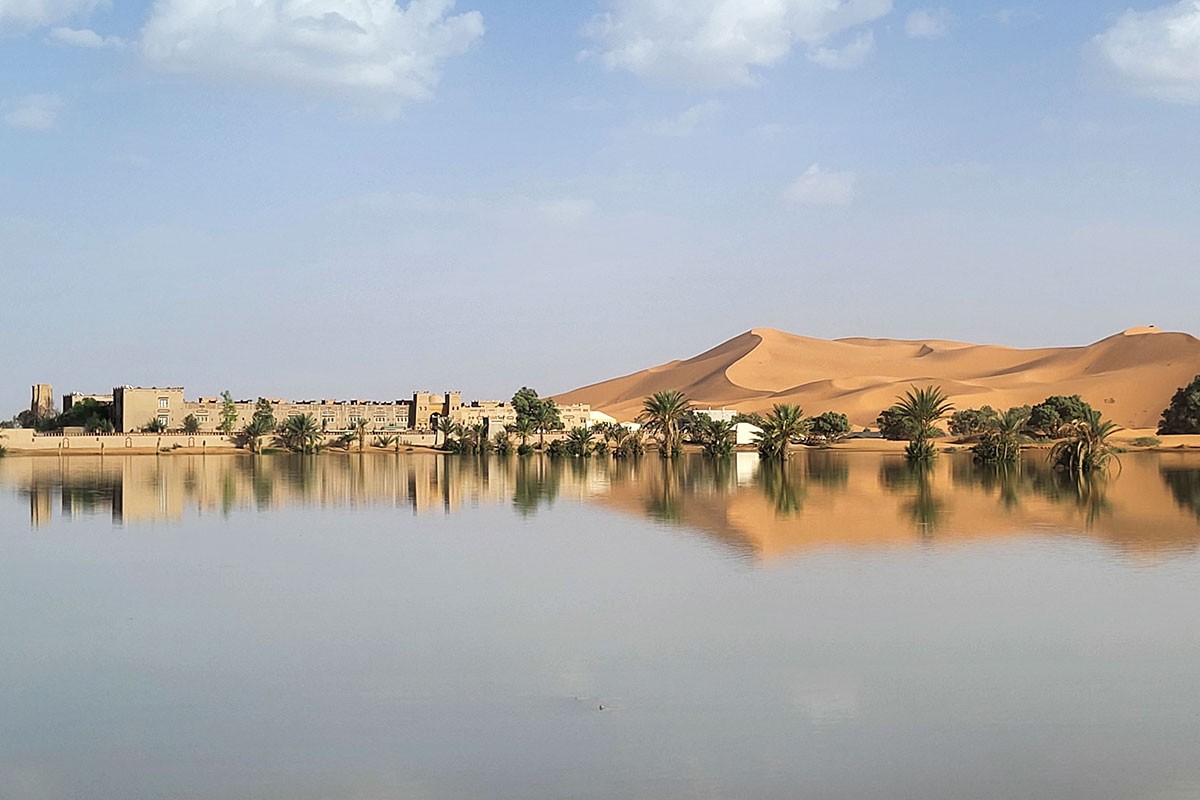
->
(3, 0), (1199, 411)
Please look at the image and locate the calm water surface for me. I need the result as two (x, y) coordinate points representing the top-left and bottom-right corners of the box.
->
(2, 451), (1199, 800)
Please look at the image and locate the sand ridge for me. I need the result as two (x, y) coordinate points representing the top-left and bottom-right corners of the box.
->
(555, 327), (1200, 427)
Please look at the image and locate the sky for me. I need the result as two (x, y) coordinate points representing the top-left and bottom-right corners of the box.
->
(2, 0), (1199, 412)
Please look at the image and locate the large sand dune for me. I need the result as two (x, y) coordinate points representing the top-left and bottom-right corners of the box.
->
(556, 326), (1200, 428)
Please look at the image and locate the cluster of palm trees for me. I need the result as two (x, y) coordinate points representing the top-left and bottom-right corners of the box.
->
(888, 385), (1120, 474)
(1049, 408), (1121, 476)
(273, 413), (323, 454)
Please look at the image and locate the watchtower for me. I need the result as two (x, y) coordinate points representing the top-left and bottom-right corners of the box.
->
(31, 384), (54, 418)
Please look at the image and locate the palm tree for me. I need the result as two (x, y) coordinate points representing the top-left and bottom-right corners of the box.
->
(600, 422), (644, 459)
(350, 418), (370, 452)
(240, 415), (275, 454)
(507, 418), (534, 450)
(1050, 408), (1121, 475)
(564, 426), (595, 457)
(532, 401), (562, 450)
(638, 390), (692, 458)
(895, 385), (955, 461)
(274, 413), (322, 454)
(436, 415), (456, 450)
(973, 406), (1029, 465)
(695, 415), (736, 458)
(750, 404), (809, 460)
(461, 422), (486, 454)
(492, 430), (512, 455)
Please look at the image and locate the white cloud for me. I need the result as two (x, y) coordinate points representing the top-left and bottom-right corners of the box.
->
(1093, 1), (1200, 104)
(0, 0), (103, 32)
(783, 163), (856, 206)
(807, 30), (873, 69)
(538, 198), (595, 227)
(47, 25), (121, 47)
(140, 0), (484, 112)
(985, 8), (1041, 26)
(2, 93), (64, 131)
(648, 100), (721, 136)
(753, 122), (789, 141)
(583, 0), (892, 88)
(905, 7), (954, 39)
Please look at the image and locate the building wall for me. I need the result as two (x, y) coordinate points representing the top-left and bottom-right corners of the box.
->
(559, 403), (591, 430)
(412, 392), (462, 430)
(182, 397), (414, 433)
(64, 393), (113, 413)
(113, 387), (186, 432)
(102, 386), (589, 436)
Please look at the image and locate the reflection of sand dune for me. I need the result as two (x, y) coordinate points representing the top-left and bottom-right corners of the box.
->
(3, 452), (1198, 561)
(556, 326), (1200, 427)
(594, 452), (1200, 561)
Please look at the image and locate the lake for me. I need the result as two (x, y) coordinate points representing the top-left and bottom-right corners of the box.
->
(2, 451), (1199, 799)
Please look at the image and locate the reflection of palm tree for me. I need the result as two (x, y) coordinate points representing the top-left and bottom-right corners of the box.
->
(756, 459), (805, 516)
(644, 458), (684, 521)
(512, 456), (562, 517)
(1160, 466), (1200, 520)
(879, 459), (942, 535)
(905, 464), (941, 535)
(804, 450), (849, 489)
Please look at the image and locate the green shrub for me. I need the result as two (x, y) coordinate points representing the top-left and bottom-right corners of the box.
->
(1131, 436), (1161, 447)
(808, 411), (851, 444)
(1158, 375), (1200, 435)
(949, 406), (1000, 437)
(1029, 395), (1094, 438)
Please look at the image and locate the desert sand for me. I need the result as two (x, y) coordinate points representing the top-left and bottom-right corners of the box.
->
(556, 326), (1200, 428)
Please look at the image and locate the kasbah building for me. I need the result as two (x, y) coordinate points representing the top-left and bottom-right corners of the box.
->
(106, 386), (593, 435)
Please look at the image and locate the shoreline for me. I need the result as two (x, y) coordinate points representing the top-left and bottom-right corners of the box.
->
(5, 437), (1198, 457)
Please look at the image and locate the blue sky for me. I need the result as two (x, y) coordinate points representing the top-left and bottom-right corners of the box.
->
(2, 0), (1199, 411)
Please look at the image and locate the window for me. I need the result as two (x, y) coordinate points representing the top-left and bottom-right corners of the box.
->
(374, 416), (386, 423)
(158, 398), (169, 409)
(157, 415), (169, 427)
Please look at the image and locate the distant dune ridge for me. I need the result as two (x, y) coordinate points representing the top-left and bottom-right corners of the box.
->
(555, 326), (1200, 428)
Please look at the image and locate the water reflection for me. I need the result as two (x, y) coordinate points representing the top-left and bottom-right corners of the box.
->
(1161, 464), (1200, 520)
(3, 450), (1199, 558)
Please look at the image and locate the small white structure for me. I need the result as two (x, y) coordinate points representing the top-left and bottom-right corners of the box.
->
(588, 410), (618, 428)
(734, 422), (762, 446)
(695, 407), (738, 423)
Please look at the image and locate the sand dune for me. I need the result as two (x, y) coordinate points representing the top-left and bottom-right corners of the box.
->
(556, 326), (1200, 427)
